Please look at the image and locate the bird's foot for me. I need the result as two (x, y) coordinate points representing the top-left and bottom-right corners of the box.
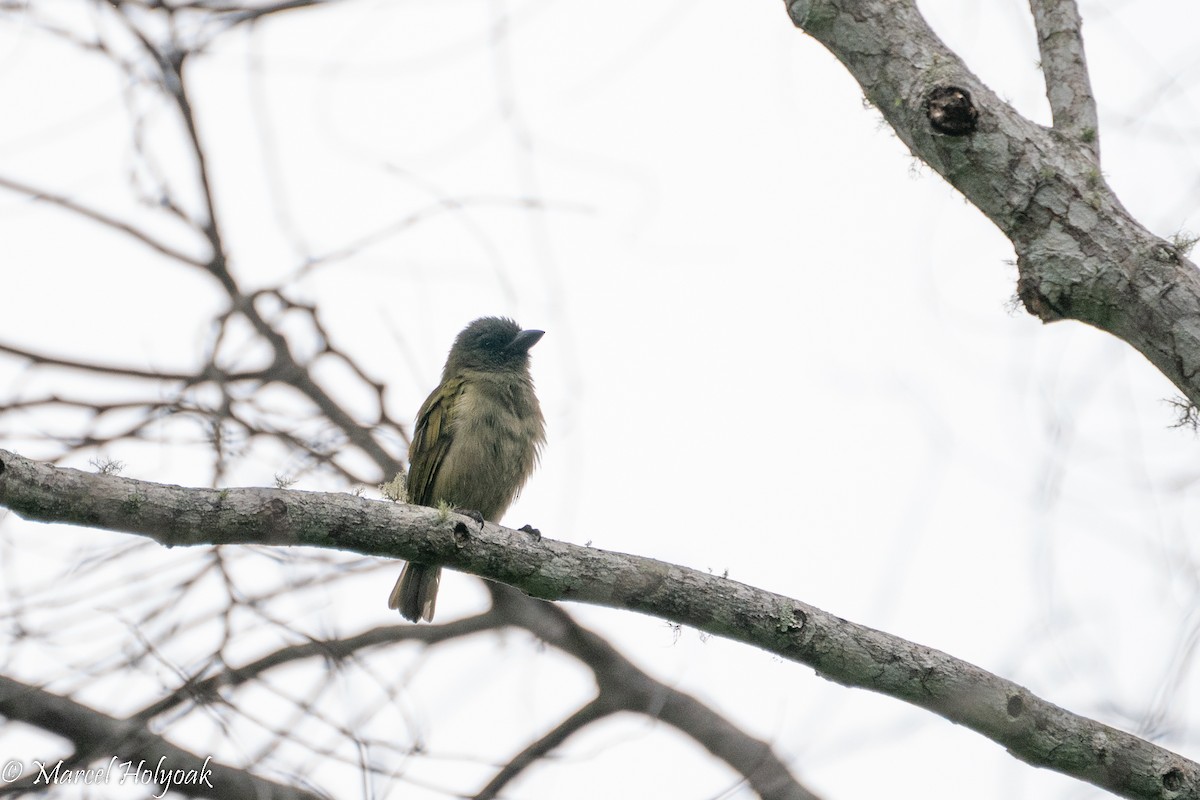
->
(518, 524), (542, 541)
(454, 508), (486, 528)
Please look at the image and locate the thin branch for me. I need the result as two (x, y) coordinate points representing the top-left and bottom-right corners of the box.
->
(0, 175), (206, 268)
(201, 0), (331, 29)
(1029, 0), (1100, 158)
(0, 341), (201, 382)
(131, 614), (501, 721)
(474, 697), (617, 800)
(30, 6), (406, 481)
(297, 194), (568, 274)
(102, 2), (234, 290)
(2, 449), (1194, 800)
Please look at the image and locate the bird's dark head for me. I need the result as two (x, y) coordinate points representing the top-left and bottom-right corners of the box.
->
(444, 317), (544, 375)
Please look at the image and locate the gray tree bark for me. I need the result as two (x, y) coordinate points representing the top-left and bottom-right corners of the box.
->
(786, 0), (1200, 409)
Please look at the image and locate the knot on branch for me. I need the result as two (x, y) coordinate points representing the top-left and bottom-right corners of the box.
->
(1016, 273), (1068, 322)
(1163, 767), (1185, 791)
(925, 86), (978, 136)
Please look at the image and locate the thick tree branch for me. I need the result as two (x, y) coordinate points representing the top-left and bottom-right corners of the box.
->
(1, 450), (1195, 800)
(785, 0), (1200, 410)
(1028, 0), (1100, 159)
(0, 675), (324, 799)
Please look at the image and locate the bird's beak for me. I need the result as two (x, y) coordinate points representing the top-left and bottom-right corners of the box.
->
(507, 329), (545, 353)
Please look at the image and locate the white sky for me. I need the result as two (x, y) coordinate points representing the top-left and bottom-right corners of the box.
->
(2, 1), (1200, 798)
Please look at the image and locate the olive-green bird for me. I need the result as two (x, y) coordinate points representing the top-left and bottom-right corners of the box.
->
(388, 317), (546, 622)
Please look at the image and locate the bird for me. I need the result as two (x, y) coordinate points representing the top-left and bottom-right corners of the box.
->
(388, 316), (546, 622)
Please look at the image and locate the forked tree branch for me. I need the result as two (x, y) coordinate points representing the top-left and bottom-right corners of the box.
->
(785, 0), (1200, 411)
(489, 587), (821, 800)
(1, 449), (1195, 800)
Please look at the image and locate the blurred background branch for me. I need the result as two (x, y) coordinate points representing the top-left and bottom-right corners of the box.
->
(0, 2), (815, 798)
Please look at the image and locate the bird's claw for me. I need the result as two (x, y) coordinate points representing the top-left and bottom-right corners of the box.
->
(518, 524), (542, 541)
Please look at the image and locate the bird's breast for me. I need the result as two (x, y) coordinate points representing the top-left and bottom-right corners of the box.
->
(429, 375), (544, 522)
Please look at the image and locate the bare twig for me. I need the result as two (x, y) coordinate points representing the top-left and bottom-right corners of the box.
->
(131, 614), (500, 721)
(0, 174), (206, 268)
(474, 697), (618, 800)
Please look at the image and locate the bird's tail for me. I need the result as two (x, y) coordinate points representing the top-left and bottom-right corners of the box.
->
(388, 563), (441, 622)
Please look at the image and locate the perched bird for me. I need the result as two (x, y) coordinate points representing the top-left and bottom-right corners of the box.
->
(388, 317), (546, 622)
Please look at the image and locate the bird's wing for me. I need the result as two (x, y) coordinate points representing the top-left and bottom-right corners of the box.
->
(407, 375), (464, 506)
